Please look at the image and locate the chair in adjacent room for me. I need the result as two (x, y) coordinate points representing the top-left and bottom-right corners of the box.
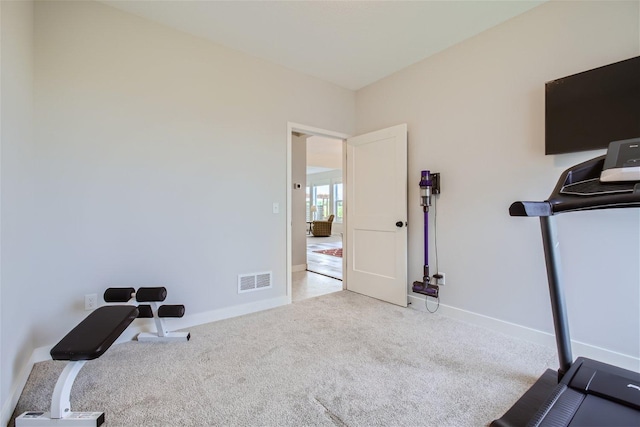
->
(311, 214), (335, 237)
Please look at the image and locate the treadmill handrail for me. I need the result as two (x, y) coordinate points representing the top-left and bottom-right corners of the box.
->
(509, 154), (640, 376)
(509, 201), (552, 217)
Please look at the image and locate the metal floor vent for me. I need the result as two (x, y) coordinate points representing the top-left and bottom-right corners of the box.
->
(238, 271), (272, 293)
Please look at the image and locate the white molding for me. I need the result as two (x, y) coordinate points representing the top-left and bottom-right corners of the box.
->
(288, 122), (350, 140)
(291, 264), (307, 272)
(1, 350), (42, 427)
(408, 294), (640, 372)
(165, 295), (289, 333)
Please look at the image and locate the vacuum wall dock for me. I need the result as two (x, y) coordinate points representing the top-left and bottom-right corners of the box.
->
(411, 170), (441, 300)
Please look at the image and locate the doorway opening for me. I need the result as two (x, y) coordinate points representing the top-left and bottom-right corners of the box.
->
(287, 123), (348, 303)
(306, 135), (343, 280)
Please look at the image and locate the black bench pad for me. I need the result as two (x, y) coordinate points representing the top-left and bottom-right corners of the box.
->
(50, 306), (139, 361)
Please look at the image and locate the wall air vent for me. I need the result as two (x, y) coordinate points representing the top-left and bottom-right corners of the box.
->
(238, 271), (272, 293)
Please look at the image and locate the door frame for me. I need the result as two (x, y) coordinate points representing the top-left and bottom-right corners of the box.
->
(286, 122), (350, 303)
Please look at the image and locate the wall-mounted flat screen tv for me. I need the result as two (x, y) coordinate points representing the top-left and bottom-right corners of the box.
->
(545, 56), (640, 155)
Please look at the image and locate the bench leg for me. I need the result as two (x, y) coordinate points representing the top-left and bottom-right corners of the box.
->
(51, 361), (85, 419)
(136, 301), (190, 342)
(137, 331), (191, 342)
(16, 361), (105, 426)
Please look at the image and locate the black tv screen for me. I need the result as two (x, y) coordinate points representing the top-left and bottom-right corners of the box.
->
(545, 56), (640, 155)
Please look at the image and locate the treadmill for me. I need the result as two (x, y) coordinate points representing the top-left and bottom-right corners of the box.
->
(492, 152), (640, 427)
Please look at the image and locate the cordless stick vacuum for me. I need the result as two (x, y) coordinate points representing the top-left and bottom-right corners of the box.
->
(412, 170), (441, 298)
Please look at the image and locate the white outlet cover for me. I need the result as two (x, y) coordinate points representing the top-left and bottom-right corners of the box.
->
(85, 294), (97, 310)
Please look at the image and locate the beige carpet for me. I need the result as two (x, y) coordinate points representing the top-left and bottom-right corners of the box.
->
(12, 291), (556, 426)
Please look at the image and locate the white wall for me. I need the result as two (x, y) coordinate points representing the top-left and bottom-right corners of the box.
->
(356, 0), (639, 368)
(1, 0), (354, 420)
(292, 134), (307, 268)
(1, 0), (36, 421)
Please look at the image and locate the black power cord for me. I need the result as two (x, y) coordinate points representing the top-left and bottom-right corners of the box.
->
(433, 192), (439, 274)
(425, 193), (440, 313)
(425, 294), (440, 313)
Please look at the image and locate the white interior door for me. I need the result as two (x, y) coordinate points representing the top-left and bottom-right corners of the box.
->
(345, 124), (407, 306)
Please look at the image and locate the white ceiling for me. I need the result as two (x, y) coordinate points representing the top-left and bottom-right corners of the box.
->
(102, 0), (545, 91)
(306, 135), (343, 174)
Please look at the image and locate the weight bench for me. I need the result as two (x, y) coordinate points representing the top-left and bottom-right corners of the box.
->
(103, 286), (190, 342)
(16, 305), (138, 426)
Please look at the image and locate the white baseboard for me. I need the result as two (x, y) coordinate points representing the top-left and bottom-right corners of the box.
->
(163, 295), (289, 334)
(408, 294), (640, 372)
(0, 346), (49, 427)
(2, 295), (290, 424)
(291, 264), (307, 272)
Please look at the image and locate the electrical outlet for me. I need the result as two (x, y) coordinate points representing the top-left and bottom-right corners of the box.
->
(85, 294), (98, 311)
(436, 272), (446, 285)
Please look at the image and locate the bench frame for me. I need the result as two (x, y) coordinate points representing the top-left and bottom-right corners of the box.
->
(16, 306), (138, 426)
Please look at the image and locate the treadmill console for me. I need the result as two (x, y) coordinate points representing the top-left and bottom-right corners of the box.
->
(600, 137), (640, 182)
